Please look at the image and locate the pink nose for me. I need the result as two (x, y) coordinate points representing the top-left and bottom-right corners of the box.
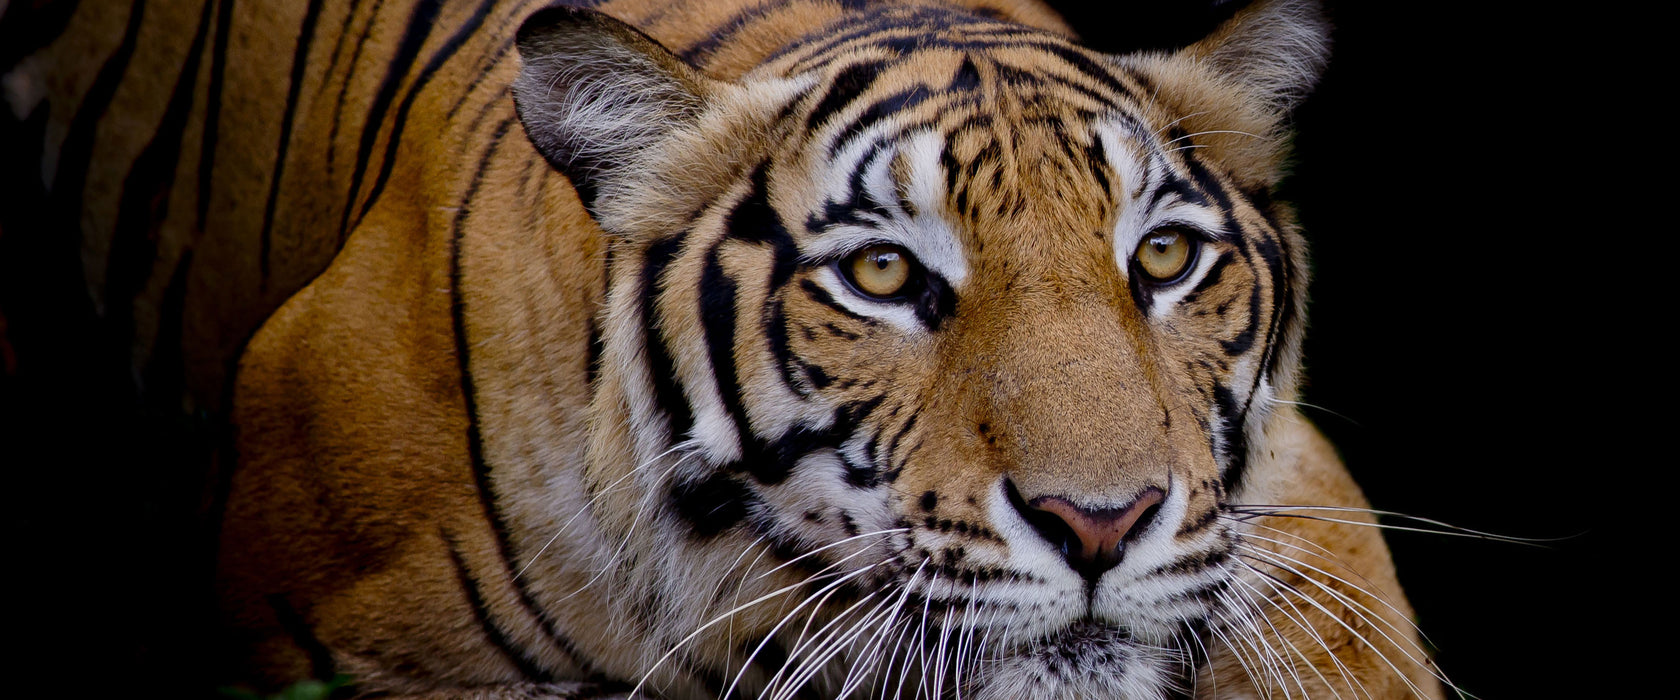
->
(1009, 481), (1165, 581)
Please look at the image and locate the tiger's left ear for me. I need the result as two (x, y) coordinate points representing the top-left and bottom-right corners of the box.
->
(512, 6), (716, 214)
(1177, 0), (1330, 114)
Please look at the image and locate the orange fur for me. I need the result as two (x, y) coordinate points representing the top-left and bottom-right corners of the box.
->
(9, 0), (1441, 696)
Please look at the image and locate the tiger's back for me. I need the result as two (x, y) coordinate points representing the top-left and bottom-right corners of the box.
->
(2, 0), (1444, 697)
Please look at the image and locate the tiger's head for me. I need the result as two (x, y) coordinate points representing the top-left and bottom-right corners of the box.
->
(513, 1), (1326, 696)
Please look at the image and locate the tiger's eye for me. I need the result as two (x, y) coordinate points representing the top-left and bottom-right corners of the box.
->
(1134, 229), (1193, 282)
(846, 245), (913, 298)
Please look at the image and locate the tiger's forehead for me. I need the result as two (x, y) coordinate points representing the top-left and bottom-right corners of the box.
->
(767, 35), (1188, 291)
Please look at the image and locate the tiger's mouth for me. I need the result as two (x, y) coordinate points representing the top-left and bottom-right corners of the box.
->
(1013, 618), (1154, 665)
(965, 619), (1192, 700)
(1046, 618), (1135, 645)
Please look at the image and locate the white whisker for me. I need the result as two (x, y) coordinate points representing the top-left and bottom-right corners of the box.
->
(720, 550), (898, 700)
(1238, 545), (1464, 697)
(1234, 528), (1429, 645)
(1230, 569), (1361, 699)
(754, 527), (910, 581)
(1207, 588), (1275, 698)
(516, 441), (695, 580)
(1223, 584), (1304, 699)
(1237, 560), (1436, 700)
(1228, 505), (1561, 546)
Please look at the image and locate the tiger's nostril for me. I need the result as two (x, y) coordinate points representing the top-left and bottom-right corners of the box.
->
(1004, 477), (1165, 582)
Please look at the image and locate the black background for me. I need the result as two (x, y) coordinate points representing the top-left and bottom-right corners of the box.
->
(3, 1), (1625, 697)
(1050, 1), (1624, 696)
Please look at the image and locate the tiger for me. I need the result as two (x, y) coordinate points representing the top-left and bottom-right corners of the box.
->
(1, 0), (1446, 697)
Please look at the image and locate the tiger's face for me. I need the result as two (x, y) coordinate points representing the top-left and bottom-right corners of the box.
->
(515, 5), (1316, 697)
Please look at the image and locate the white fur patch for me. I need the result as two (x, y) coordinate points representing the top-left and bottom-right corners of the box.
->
(1101, 122), (1230, 316)
(799, 131), (970, 330)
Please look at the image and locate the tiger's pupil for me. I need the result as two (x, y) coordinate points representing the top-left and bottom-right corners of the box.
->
(848, 245), (912, 298)
(1135, 230), (1192, 282)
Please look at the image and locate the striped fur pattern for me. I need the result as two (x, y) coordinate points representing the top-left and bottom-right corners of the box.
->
(2, 0), (1443, 697)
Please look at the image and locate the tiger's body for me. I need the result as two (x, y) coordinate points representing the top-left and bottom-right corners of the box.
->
(2, 0), (1444, 697)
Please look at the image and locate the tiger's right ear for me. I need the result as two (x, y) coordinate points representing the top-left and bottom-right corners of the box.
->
(1176, 0), (1330, 115)
(512, 6), (713, 213)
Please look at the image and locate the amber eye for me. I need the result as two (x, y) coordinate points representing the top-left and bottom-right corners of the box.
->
(1134, 228), (1195, 282)
(842, 244), (915, 299)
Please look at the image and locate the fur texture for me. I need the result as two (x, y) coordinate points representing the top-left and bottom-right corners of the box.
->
(5, 0), (1444, 697)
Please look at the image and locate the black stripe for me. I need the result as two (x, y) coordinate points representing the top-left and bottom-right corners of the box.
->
(1180, 151), (1265, 364)
(1183, 250), (1233, 304)
(267, 594), (338, 681)
(1148, 171), (1201, 215)
(804, 60), (884, 133)
(670, 472), (758, 537)
(1219, 283), (1260, 356)
(799, 278), (874, 325)
(728, 163), (799, 287)
(807, 139), (893, 232)
(49, 0), (143, 243)
(642, 232), (694, 440)
(104, 0), (216, 381)
(992, 60), (1122, 113)
(951, 56), (981, 91)
(885, 411), (917, 468)
(1211, 380), (1247, 488)
(337, 0), (444, 238)
(465, 84), (514, 149)
(698, 238), (750, 432)
(584, 316), (602, 387)
(351, 0), (498, 229)
(450, 114), (599, 678)
(1231, 232), (1292, 496)
(772, 6), (1011, 69)
(777, 394), (886, 487)
(1021, 40), (1137, 103)
(324, 0), (389, 173)
(1262, 232), (1296, 386)
(677, 0), (795, 64)
(452, 115), (523, 591)
(762, 296), (805, 399)
(1084, 133), (1111, 195)
(827, 83), (933, 157)
(1146, 543), (1232, 578)
(195, 0), (235, 228)
(719, 164), (808, 419)
(258, 0), (327, 285)
(444, 34), (515, 122)
(442, 532), (552, 682)
(444, 0), (555, 122)
(1179, 141), (1234, 222)
(810, 37), (1123, 93)
(314, 0), (357, 99)
(736, 390), (886, 487)
(745, 639), (825, 700)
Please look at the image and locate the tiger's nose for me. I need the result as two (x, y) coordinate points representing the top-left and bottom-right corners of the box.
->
(1006, 479), (1165, 582)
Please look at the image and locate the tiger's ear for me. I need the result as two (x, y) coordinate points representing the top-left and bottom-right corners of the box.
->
(512, 6), (713, 212)
(1177, 0), (1330, 114)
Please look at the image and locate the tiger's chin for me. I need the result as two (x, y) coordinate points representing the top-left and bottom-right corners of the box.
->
(967, 622), (1189, 700)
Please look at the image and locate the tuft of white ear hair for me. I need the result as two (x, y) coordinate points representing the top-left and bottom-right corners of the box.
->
(512, 6), (711, 211)
(1186, 0), (1330, 113)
